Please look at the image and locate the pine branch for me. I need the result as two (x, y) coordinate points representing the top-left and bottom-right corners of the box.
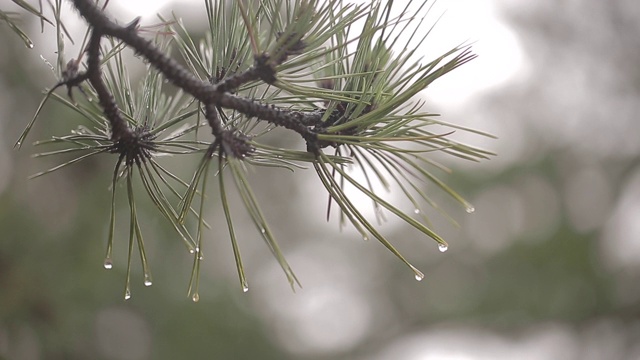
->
(13, 0), (494, 298)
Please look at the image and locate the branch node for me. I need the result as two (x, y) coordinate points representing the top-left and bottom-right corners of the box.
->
(254, 53), (277, 84)
(220, 130), (254, 159)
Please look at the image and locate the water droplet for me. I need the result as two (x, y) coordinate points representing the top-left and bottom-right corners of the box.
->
(414, 208), (421, 214)
(410, 265), (424, 281)
(195, 247), (200, 253)
(27, 42), (34, 49)
(189, 249), (195, 254)
(144, 274), (152, 287)
(39, 55), (55, 72)
(260, 228), (266, 234)
(198, 255), (204, 260)
(362, 235), (369, 241)
(103, 258), (113, 270)
(124, 289), (131, 300)
(192, 293), (200, 302)
(465, 205), (475, 214)
(438, 243), (448, 253)
(242, 284), (249, 293)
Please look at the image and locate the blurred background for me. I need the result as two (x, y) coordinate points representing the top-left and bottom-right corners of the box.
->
(1, 0), (640, 359)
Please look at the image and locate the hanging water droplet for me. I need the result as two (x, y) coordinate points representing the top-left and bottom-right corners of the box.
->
(362, 235), (369, 241)
(144, 274), (152, 287)
(27, 42), (34, 49)
(414, 208), (421, 214)
(103, 258), (113, 270)
(39, 55), (54, 71)
(189, 248), (195, 254)
(410, 265), (424, 281)
(260, 228), (266, 234)
(242, 283), (249, 293)
(192, 293), (200, 302)
(124, 289), (131, 300)
(195, 247), (200, 253)
(465, 205), (475, 214)
(198, 255), (204, 260)
(438, 243), (448, 253)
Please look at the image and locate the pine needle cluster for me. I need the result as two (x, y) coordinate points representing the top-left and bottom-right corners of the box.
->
(6, 0), (494, 300)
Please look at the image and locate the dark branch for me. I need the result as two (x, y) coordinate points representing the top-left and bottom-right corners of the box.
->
(85, 29), (131, 141)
